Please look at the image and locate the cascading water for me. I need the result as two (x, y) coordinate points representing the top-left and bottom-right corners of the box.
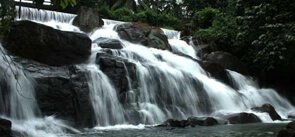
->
(0, 43), (79, 137)
(89, 19), (295, 124)
(0, 44), (39, 120)
(2, 7), (294, 136)
(85, 43), (125, 126)
(227, 70), (295, 119)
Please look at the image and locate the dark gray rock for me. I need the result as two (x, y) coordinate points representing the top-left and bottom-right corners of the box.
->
(93, 37), (123, 49)
(252, 104), (282, 121)
(200, 61), (234, 88)
(0, 118), (12, 137)
(115, 23), (171, 50)
(96, 52), (138, 99)
(225, 112), (261, 124)
(158, 117), (219, 128)
(181, 36), (211, 58)
(277, 121), (295, 137)
(203, 51), (247, 74)
(187, 117), (218, 126)
(3, 21), (91, 66)
(19, 59), (96, 128)
(158, 119), (189, 128)
(73, 6), (104, 32)
(287, 122), (295, 130)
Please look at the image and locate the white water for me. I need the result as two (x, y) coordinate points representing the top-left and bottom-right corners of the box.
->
(0, 43), (79, 137)
(0, 6), (294, 136)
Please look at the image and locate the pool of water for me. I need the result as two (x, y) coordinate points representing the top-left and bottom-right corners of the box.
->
(67, 123), (285, 137)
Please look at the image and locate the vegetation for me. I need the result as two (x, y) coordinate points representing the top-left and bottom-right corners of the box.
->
(1, 0), (295, 76)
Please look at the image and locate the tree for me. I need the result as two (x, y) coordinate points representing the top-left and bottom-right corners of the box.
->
(237, 0), (295, 70)
(0, 0), (15, 36)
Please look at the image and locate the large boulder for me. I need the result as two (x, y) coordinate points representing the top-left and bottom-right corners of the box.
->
(277, 121), (295, 137)
(225, 112), (261, 124)
(93, 37), (123, 49)
(115, 23), (171, 51)
(73, 6), (104, 32)
(96, 52), (138, 100)
(3, 21), (91, 66)
(158, 117), (219, 128)
(187, 117), (218, 126)
(158, 119), (189, 128)
(0, 118), (12, 137)
(200, 61), (234, 88)
(203, 51), (247, 74)
(19, 59), (96, 128)
(251, 104), (282, 121)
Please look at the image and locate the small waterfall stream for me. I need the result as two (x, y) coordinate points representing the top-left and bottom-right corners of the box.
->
(0, 43), (79, 137)
(0, 6), (294, 136)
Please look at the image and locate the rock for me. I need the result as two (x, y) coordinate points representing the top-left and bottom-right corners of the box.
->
(3, 21), (91, 66)
(258, 66), (295, 105)
(277, 128), (295, 137)
(158, 119), (189, 128)
(96, 52), (138, 98)
(287, 121), (295, 130)
(115, 22), (171, 51)
(225, 112), (261, 124)
(288, 115), (295, 120)
(277, 121), (295, 137)
(187, 117), (218, 126)
(203, 51), (247, 74)
(19, 59), (96, 128)
(0, 118), (12, 137)
(181, 36), (211, 58)
(93, 37), (123, 49)
(200, 61), (234, 88)
(251, 104), (282, 121)
(73, 6), (104, 32)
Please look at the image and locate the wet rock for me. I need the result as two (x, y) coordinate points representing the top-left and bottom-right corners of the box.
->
(225, 112), (261, 124)
(287, 122), (295, 130)
(181, 36), (211, 58)
(19, 60), (96, 128)
(288, 115), (295, 120)
(158, 119), (189, 128)
(277, 121), (295, 137)
(203, 51), (247, 74)
(73, 6), (104, 32)
(115, 22), (171, 51)
(187, 117), (218, 126)
(93, 37), (123, 49)
(3, 21), (91, 66)
(200, 61), (234, 88)
(0, 118), (12, 137)
(252, 104), (282, 121)
(96, 52), (138, 97)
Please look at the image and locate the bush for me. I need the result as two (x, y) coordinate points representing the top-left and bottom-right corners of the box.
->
(112, 8), (134, 22)
(158, 13), (181, 29)
(0, 0), (15, 37)
(195, 15), (238, 53)
(97, 5), (113, 19)
(192, 7), (219, 29)
(133, 10), (181, 29)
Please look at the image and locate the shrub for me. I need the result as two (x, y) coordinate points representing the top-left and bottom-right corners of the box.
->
(112, 8), (134, 22)
(192, 7), (219, 29)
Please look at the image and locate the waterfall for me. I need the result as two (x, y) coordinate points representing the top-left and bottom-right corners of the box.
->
(227, 70), (295, 119)
(16, 6), (76, 23)
(0, 44), (39, 119)
(85, 44), (126, 126)
(2, 7), (294, 134)
(0, 43), (79, 137)
(89, 20), (295, 124)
